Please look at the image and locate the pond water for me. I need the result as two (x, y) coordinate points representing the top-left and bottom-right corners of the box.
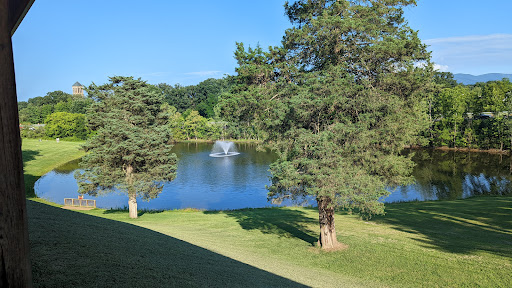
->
(388, 149), (512, 202)
(35, 143), (512, 210)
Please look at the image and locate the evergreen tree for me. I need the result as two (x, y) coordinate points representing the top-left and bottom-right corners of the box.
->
(221, 0), (432, 249)
(75, 76), (178, 218)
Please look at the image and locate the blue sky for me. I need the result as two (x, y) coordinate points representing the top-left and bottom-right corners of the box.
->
(12, 0), (512, 101)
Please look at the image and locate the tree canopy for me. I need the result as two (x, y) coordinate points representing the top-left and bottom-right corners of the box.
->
(18, 90), (93, 125)
(158, 77), (231, 118)
(220, 0), (432, 249)
(75, 76), (178, 218)
(44, 112), (88, 140)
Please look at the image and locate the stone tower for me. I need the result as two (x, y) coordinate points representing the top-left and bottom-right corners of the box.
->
(72, 81), (84, 96)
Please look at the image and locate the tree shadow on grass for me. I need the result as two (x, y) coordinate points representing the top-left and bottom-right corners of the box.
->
(27, 200), (308, 288)
(22, 149), (41, 197)
(374, 196), (512, 258)
(22, 149), (40, 165)
(206, 208), (318, 246)
(103, 207), (165, 217)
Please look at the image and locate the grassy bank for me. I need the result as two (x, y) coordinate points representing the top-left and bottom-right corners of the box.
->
(22, 138), (85, 197)
(23, 141), (511, 287)
(28, 198), (512, 287)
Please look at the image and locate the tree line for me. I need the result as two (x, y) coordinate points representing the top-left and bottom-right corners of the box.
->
(18, 90), (93, 140)
(18, 77), (264, 141)
(430, 73), (512, 151)
(18, 73), (512, 148)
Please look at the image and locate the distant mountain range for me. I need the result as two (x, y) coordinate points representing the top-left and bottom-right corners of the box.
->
(454, 73), (512, 85)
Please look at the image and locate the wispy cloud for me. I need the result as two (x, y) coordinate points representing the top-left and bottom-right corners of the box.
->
(425, 34), (512, 45)
(423, 34), (512, 74)
(184, 70), (223, 77)
(139, 72), (169, 77)
(433, 64), (449, 72)
(414, 62), (449, 72)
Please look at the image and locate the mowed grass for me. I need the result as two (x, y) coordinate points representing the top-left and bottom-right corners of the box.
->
(24, 141), (512, 287)
(22, 138), (85, 197)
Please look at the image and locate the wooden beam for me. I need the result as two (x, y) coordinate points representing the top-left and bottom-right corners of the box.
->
(0, 0), (35, 286)
(8, 0), (35, 36)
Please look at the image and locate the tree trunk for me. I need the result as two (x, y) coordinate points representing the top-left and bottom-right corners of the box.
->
(509, 152), (512, 174)
(453, 121), (457, 148)
(429, 99), (433, 144)
(510, 135), (512, 174)
(125, 165), (137, 218)
(0, 2), (33, 285)
(128, 193), (137, 219)
(317, 197), (339, 249)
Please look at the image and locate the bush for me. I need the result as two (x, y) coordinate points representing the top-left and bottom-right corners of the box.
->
(20, 125), (46, 139)
(44, 112), (88, 140)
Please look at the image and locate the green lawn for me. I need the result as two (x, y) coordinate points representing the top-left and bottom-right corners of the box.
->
(22, 138), (85, 197)
(24, 140), (512, 287)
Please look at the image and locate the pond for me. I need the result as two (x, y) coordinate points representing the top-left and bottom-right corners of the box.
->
(35, 143), (512, 210)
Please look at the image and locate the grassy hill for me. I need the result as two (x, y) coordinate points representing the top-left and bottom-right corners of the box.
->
(24, 139), (512, 287)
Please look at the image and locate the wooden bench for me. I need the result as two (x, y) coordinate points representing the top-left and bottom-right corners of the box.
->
(64, 198), (96, 208)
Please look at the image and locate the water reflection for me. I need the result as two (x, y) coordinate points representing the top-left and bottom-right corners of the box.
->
(53, 158), (80, 174)
(387, 149), (512, 202)
(35, 145), (512, 210)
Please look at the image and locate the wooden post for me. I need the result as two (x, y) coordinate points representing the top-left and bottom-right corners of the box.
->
(1, 0), (35, 286)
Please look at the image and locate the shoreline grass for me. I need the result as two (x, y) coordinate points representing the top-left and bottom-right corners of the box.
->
(173, 138), (263, 144)
(23, 139), (512, 287)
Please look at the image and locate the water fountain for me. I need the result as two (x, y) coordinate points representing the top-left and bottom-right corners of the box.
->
(209, 141), (240, 157)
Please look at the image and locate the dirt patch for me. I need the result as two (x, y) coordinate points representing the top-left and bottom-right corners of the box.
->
(321, 242), (349, 252)
(309, 242), (349, 253)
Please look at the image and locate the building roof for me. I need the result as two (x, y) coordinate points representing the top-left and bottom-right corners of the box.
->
(72, 81), (83, 87)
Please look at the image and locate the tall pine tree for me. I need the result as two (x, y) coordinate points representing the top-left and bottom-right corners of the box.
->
(75, 76), (177, 218)
(220, 0), (432, 249)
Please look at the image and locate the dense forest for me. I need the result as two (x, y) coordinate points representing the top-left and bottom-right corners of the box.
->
(430, 73), (512, 150)
(18, 77), (260, 141)
(18, 73), (512, 150)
